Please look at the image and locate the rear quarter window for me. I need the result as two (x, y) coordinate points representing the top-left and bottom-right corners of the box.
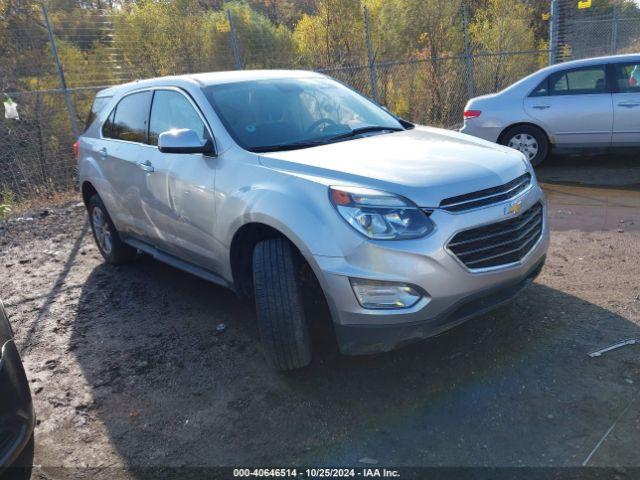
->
(85, 96), (111, 132)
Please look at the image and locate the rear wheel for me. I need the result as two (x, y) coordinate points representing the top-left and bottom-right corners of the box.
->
(252, 238), (312, 371)
(501, 125), (549, 167)
(88, 195), (137, 265)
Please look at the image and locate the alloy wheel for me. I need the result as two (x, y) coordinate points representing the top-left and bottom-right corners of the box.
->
(91, 206), (113, 255)
(507, 133), (539, 161)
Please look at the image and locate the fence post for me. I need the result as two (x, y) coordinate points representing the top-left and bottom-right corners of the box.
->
(363, 5), (379, 103)
(41, 2), (79, 138)
(227, 10), (243, 70)
(461, 3), (474, 99)
(548, 0), (559, 65)
(611, 6), (619, 55)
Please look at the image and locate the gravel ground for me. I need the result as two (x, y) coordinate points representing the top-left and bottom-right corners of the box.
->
(1, 155), (639, 478)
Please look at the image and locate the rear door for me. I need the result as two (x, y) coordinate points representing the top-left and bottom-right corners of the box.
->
(143, 88), (218, 270)
(101, 90), (154, 240)
(524, 65), (613, 147)
(611, 61), (640, 146)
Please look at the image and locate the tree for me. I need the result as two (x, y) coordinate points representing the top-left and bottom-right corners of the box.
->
(294, 0), (366, 68)
(469, 0), (540, 93)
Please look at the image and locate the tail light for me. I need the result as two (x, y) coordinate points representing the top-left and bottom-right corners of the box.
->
(73, 140), (79, 162)
(463, 110), (482, 119)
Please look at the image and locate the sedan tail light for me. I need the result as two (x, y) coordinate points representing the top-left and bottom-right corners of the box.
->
(463, 110), (482, 119)
(73, 140), (79, 162)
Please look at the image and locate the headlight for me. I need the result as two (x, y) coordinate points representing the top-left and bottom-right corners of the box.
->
(329, 186), (434, 240)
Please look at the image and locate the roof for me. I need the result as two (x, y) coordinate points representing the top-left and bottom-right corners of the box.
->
(96, 69), (323, 97)
(553, 53), (640, 69)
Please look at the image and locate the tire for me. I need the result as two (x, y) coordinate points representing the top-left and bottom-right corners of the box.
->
(253, 238), (312, 371)
(87, 194), (137, 265)
(500, 125), (550, 167)
(4, 434), (34, 480)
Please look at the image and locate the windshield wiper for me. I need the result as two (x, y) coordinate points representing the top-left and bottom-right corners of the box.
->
(249, 140), (328, 153)
(325, 125), (404, 142)
(249, 126), (404, 153)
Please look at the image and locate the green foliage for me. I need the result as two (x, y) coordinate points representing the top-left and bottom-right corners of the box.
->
(469, 0), (539, 93)
(294, 0), (366, 68)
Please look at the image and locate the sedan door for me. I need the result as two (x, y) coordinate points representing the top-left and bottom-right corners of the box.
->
(611, 62), (640, 146)
(141, 88), (219, 272)
(524, 65), (613, 147)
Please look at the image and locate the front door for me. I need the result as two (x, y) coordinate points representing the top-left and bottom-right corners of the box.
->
(524, 65), (613, 147)
(142, 89), (219, 271)
(611, 62), (640, 146)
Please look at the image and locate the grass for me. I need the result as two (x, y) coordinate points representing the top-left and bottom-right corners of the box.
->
(0, 189), (80, 219)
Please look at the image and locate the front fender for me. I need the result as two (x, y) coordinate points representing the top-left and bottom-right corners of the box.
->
(223, 177), (364, 259)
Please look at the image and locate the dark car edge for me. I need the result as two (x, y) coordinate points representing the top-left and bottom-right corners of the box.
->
(0, 301), (34, 480)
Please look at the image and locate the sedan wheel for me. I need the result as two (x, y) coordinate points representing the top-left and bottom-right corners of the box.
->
(500, 125), (549, 166)
(507, 133), (539, 161)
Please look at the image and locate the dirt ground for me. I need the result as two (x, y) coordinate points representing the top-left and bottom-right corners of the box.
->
(1, 154), (639, 477)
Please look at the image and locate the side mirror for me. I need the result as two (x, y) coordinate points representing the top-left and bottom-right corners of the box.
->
(158, 128), (215, 155)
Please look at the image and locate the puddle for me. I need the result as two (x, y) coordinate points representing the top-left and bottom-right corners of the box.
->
(541, 182), (640, 232)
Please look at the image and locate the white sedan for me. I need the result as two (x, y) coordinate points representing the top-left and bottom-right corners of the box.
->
(461, 54), (640, 165)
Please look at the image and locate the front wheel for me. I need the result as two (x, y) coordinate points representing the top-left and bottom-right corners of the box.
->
(501, 125), (549, 167)
(253, 238), (312, 371)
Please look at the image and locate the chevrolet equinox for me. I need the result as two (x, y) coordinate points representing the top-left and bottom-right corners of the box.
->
(77, 70), (549, 370)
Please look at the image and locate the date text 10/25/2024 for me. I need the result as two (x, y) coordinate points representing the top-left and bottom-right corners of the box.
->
(233, 468), (401, 478)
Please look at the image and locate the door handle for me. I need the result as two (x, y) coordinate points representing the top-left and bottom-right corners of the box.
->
(532, 104), (551, 110)
(99, 147), (108, 160)
(618, 101), (640, 108)
(138, 160), (154, 173)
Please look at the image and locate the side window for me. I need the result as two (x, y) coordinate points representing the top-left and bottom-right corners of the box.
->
(110, 91), (153, 143)
(85, 96), (110, 132)
(149, 90), (210, 146)
(613, 63), (640, 93)
(530, 79), (549, 97)
(549, 66), (607, 96)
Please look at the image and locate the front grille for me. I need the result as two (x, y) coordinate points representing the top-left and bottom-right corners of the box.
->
(440, 173), (531, 212)
(448, 202), (543, 269)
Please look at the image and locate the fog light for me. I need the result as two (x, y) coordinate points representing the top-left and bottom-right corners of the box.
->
(350, 279), (422, 310)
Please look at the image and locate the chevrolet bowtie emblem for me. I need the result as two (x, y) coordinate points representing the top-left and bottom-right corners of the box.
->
(505, 202), (522, 216)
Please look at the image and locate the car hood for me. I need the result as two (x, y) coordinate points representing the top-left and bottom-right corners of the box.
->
(258, 126), (528, 208)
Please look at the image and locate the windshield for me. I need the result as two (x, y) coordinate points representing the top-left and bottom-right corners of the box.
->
(203, 77), (403, 152)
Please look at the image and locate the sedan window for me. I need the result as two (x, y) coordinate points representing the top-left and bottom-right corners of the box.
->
(549, 66), (607, 96)
(613, 63), (640, 93)
(530, 79), (549, 97)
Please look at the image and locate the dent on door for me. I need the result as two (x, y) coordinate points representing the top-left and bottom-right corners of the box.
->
(144, 152), (218, 271)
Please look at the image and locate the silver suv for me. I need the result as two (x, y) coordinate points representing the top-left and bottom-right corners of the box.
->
(78, 70), (549, 371)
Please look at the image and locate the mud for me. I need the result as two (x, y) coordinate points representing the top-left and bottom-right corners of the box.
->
(0, 154), (639, 477)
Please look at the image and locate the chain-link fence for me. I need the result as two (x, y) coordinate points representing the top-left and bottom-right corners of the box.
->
(556, 0), (640, 61)
(0, 1), (637, 204)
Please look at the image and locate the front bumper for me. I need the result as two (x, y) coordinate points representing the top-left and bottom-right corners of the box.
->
(310, 184), (549, 355)
(0, 339), (35, 472)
